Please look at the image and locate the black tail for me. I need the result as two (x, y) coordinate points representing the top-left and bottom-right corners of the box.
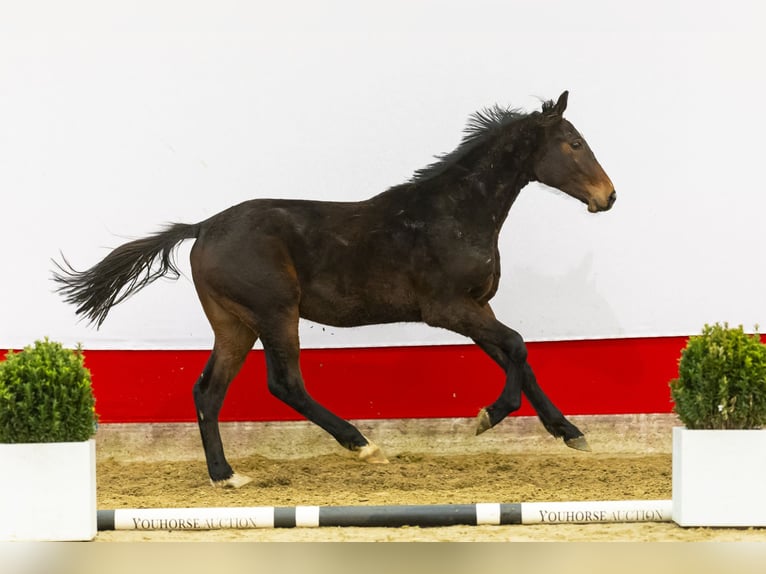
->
(52, 222), (200, 327)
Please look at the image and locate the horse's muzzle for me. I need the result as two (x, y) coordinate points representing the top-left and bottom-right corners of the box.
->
(588, 190), (617, 213)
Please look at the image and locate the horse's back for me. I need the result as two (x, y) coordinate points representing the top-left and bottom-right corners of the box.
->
(190, 195), (424, 327)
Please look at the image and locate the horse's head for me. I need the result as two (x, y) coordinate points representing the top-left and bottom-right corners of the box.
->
(532, 91), (616, 213)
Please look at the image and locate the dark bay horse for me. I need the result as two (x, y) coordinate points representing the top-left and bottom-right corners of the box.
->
(53, 91), (616, 488)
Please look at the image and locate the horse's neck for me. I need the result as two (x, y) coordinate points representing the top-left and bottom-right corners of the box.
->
(479, 174), (529, 225)
(452, 135), (535, 226)
(393, 133), (536, 227)
(436, 160), (532, 230)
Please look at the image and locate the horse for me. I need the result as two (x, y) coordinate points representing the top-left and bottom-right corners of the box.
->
(53, 91), (616, 488)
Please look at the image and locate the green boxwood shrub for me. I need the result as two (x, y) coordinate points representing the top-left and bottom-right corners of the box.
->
(0, 338), (97, 443)
(670, 323), (766, 429)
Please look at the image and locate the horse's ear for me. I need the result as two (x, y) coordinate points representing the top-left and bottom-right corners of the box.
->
(542, 91), (569, 122)
(552, 90), (569, 115)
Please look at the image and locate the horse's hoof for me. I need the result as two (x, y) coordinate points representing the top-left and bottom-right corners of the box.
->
(475, 408), (492, 435)
(211, 472), (253, 489)
(358, 441), (389, 464)
(565, 435), (591, 452)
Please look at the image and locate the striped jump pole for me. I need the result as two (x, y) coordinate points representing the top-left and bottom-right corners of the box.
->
(97, 499), (672, 531)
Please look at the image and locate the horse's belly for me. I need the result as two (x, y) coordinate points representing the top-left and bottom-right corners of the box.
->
(298, 289), (421, 328)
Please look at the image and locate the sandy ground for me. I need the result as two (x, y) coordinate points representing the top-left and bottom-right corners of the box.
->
(91, 415), (766, 542)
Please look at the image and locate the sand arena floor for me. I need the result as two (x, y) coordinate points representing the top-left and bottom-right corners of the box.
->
(93, 415), (766, 542)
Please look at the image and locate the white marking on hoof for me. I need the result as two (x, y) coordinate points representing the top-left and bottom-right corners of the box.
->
(211, 472), (253, 489)
(357, 438), (389, 464)
(475, 408), (492, 435)
(565, 436), (591, 452)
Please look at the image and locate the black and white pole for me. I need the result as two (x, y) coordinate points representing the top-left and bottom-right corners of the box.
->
(97, 500), (672, 531)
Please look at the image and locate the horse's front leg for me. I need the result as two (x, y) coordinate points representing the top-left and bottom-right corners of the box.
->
(520, 362), (589, 451)
(474, 339), (589, 450)
(424, 300), (588, 451)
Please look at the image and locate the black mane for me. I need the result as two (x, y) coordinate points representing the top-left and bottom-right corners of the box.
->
(411, 102), (548, 183)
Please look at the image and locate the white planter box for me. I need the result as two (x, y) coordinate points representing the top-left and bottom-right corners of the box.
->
(0, 439), (97, 541)
(672, 427), (766, 527)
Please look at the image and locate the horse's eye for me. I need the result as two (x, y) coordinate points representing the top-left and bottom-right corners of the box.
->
(571, 140), (583, 150)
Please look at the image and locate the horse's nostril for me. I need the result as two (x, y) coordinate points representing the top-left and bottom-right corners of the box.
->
(608, 190), (617, 205)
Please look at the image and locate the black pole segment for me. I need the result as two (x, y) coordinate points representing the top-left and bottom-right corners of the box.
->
(319, 504), (478, 528)
(97, 509), (115, 531)
(274, 507), (296, 528)
(499, 503), (522, 525)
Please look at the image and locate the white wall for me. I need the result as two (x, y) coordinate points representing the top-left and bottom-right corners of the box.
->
(1, 0), (765, 350)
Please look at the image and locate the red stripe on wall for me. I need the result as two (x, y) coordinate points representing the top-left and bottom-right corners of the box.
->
(1, 336), (687, 423)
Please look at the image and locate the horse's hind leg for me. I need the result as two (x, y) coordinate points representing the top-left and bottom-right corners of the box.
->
(261, 309), (388, 464)
(193, 300), (258, 487)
